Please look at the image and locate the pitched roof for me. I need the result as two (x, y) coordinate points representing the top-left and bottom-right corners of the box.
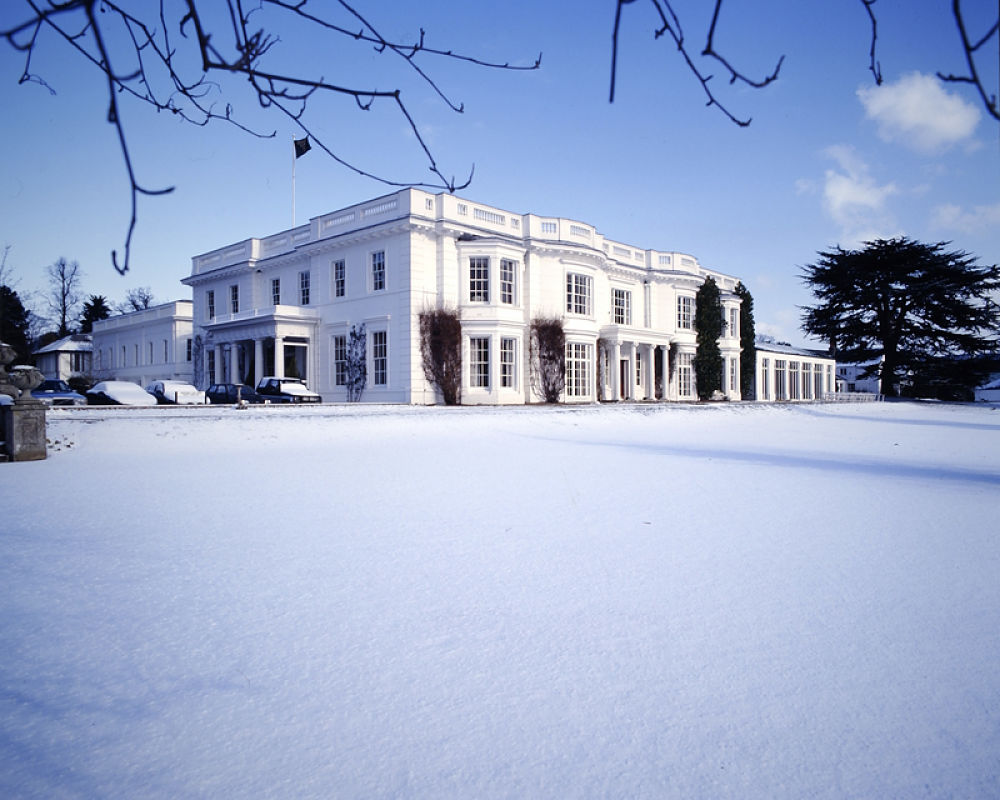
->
(33, 333), (93, 355)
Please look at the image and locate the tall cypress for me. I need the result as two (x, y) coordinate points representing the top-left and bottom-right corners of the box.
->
(734, 282), (756, 399)
(694, 276), (723, 399)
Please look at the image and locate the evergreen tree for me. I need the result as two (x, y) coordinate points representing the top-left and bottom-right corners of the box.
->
(734, 282), (756, 399)
(80, 295), (112, 333)
(694, 276), (723, 399)
(801, 237), (1000, 396)
(0, 284), (32, 362)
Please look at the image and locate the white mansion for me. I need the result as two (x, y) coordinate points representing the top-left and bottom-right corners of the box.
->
(182, 189), (748, 404)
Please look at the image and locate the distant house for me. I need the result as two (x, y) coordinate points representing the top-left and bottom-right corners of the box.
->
(33, 333), (92, 382)
(835, 358), (883, 395)
(91, 300), (194, 386)
(974, 376), (1000, 402)
(754, 342), (836, 402)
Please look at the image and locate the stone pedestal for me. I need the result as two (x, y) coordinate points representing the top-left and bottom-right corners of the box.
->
(3, 399), (47, 461)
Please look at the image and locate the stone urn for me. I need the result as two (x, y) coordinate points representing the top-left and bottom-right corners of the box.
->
(8, 364), (45, 403)
(0, 342), (47, 461)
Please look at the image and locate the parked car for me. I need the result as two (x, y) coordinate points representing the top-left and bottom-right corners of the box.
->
(206, 383), (265, 405)
(255, 376), (322, 403)
(146, 380), (206, 405)
(31, 379), (87, 406)
(86, 381), (157, 405)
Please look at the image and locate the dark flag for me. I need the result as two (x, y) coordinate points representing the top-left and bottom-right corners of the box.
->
(294, 136), (311, 158)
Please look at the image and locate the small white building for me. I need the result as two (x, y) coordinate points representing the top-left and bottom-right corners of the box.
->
(835, 358), (883, 395)
(33, 334), (93, 382)
(183, 189), (746, 404)
(91, 300), (194, 386)
(754, 342), (836, 402)
(974, 375), (1000, 402)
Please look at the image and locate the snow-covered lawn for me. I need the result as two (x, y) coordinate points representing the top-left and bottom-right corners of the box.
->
(2, 401), (998, 799)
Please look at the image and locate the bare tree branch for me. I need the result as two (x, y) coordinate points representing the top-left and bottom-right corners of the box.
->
(859, 0), (882, 85)
(937, 0), (1000, 122)
(610, 0), (784, 126)
(2, 1), (541, 275)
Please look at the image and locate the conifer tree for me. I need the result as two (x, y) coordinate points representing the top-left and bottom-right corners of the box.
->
(801, 237), (999, 396)
(694, 277), (723, 399)
(734, 282), (756, 399)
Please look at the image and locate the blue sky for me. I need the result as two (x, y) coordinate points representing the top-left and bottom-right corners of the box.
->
(2, 1), (997, 347)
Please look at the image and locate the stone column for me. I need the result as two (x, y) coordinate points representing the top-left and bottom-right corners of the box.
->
(254, 339), (264, 387)
(230, 344), (240, 383)
(214, 345), (223, 383)
(274, 336), (285, 378)
(627, 342), (637, 400)
(644, 343), (656, 400)
(610, 341), (621, 401)
(660, 345), (670, 401)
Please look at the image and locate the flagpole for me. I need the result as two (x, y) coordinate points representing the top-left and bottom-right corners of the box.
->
(292, 135), (296, 228)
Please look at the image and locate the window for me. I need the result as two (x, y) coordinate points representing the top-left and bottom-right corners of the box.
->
(677, 352), (694, 397)
(729, 358), (738, 392)
(207, 290), (215, 320)
(613, 288), (632, 325)
(677, 296), (693, 329)
(333, 259), (345, 298)
(372, 330), (387, 385)
(207, 349), (216, 381)
(826, 365), (833, 394)
(371, 251), (386, 292)
(775, 360), (787, 400)
(802, 363), (813, 399)
(186, 339), (192, 362)
(566, 273), (592, 316)
(271, 278), (281, 305)
(761, 358), (770, 400)
(230, 284), (239, 314)
(729, 308), (739, 338)
(121, 346), (126, 367)
(148, 342), (154, 364)
(469, 257), (489, 302)
(500, 259), (516, 305)
(565, 342), (592, 397)
(163, 339), (168, 363)
(299, 271), (310, 305)
(333, 335), (347, 386)
(814, 365), (824, 398)
(500, 337), (516, 388)
(134, 344), (139, 366)
(789, 362), (800, 399)
(470, 336), (490, 388)
(71, 352), (86, 372)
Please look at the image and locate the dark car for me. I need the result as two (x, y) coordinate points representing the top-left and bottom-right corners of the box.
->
(255, 376), (322, 404)
(206, 383), (265, 405)
(31, 379), (87, 406)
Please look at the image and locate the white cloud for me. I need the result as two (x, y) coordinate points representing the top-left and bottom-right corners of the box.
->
(822, 145), (898, 243)
(931, 202), (1000, 234)
(857, 72), (980, 153)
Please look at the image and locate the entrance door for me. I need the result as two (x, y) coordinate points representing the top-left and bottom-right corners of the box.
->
(619, 359), (630, 400)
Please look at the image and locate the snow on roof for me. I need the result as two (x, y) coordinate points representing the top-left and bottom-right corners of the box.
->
(33, 333), (93, 354)
(754, 341), (832, 360)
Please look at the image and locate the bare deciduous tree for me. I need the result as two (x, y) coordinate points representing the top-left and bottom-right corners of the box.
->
(419, 308), (462, 406)
(530, 317), (565, 404)
(46, 257), (83, 337)
(345, 323), (367, 402)
(117, 286), (155, 313)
